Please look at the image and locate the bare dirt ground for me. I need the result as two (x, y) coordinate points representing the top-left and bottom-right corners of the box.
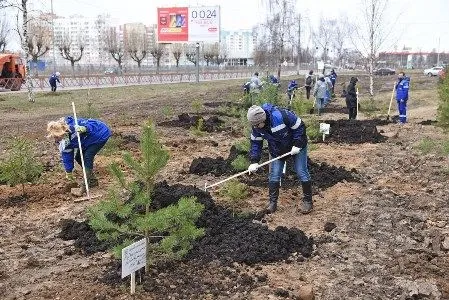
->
(0, 74), (448, 300)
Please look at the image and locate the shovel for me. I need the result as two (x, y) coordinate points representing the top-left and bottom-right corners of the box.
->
(71, 101), (102, 202)
(386, 83), (396, 121)
(204, 151), (294, 191)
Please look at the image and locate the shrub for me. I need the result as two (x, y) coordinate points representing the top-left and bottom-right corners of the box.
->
(191, 99), (203, 114)
(190, 118), (205, 137)
(291, 98), (314, 116)
(219, 179), (248, 215)
(235, 139), (250, 153)
(305, 117), (321, 142)
(161, 105), (174, 118)
(437, 69), (449, 129)
(0, 138), (43, 196)
(231, 154), (250, 172)
(88, 121), (204, 269)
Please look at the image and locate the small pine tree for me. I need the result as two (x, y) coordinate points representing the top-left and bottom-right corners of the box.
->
(0, 138), (43, 196)
(231, 155), (250, 172)
(88, 121), (205, 271)
(219, 179), (248, 216)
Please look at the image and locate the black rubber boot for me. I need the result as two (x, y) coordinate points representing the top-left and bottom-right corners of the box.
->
(300, 181), (313, 214)
(79, 169), (98, 194)
(267, 182), (279, 213)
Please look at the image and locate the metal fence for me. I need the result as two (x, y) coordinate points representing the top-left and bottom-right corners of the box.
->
(24, 69), (299, 90)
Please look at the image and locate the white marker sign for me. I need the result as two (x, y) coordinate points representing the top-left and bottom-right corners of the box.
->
(121, 238), (146, 278)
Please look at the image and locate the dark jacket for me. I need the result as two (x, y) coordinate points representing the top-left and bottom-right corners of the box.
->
(345, 77), (358, 108)
(249, 103), (307, 163)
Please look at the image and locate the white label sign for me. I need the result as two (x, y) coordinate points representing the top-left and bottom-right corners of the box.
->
(121, 238), (146, 278)
(188, 6), (220, 42)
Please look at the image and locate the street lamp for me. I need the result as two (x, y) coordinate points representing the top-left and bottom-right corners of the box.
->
(196, 42), (200, 83)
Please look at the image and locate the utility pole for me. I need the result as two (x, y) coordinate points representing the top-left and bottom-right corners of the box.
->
(51, 0), (57, 73)
(296, 13), (301, 75)
(196, 42), (200, 83)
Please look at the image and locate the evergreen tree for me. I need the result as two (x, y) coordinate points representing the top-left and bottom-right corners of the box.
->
(0, 138), (43, 196)
(88, 121), (204, 271)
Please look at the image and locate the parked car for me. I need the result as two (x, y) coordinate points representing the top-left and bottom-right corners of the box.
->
(373, 68), (396, 76)
(423, 66), (444, 77)
(104, 67), (121, 75)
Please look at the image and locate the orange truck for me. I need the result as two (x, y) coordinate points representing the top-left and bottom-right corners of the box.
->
(0, 53), (26, 91)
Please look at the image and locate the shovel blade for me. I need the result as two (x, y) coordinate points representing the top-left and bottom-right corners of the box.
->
(73, 193), (102, 203)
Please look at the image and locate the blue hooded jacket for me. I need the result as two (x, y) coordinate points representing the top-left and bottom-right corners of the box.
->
(395, 76), (410, 101)
(249, 103), (307, 163)
(59, 116), (111, 172)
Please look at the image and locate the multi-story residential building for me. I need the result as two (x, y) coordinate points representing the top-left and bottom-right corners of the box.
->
(221, 29), (256, 66)
(46, 14), (118, 69)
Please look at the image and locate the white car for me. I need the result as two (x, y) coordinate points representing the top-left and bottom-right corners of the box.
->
(424, 66), (444, 76)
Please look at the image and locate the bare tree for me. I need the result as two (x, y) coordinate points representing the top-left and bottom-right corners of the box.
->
(203, 43), (219, 66)
(352, 0), (393, 96)
(313, 17), (335, 63)
(185, 43), (197, 66)
(104, 27), (125, 71)
(171, 43), (183, 68)
(257, 0), (296, 78)
(331, 16), (350, 67)
(215, 42), (227, 66)
(150, 43), (166, 74)
(0, 16), (9, 52)
(2, 0), (35, 101)
(59, 33), (84, 74)
(27, 18), (51, 75)
(126, 28), (148, 72)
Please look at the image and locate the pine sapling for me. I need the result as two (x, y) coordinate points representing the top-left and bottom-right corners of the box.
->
(219, 179), (248, 216)
(88, 121), (204, 271)
(0, 137), (43, 197)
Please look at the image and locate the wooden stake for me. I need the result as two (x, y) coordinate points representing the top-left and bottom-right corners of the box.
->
(131, 272), (136, 294)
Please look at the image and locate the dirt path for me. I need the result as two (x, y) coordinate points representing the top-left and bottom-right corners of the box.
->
(1, 76), (448, 300)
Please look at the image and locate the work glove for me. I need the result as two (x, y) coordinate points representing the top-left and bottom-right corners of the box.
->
(65, 172), (75, 181)
(247, 163), (259, 174)
(290, 146), (301, 155)
(74, 125), (87, 133)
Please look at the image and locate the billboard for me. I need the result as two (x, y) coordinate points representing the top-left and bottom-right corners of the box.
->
(157, 6), (220, 43)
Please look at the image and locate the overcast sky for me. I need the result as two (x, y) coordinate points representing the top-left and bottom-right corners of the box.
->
(6, 0), (449, 52)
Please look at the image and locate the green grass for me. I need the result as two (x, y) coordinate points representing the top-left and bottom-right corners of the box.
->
(415, 138), (438, 154)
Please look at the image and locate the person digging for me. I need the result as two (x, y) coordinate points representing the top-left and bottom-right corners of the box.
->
(46, 116), (111, 196)
(246, 104), (313, 214)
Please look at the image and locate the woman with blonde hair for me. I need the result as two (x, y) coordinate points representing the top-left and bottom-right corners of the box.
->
(47, 116), (111, 196)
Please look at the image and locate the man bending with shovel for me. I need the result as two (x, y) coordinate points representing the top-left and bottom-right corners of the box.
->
(246, 104), (313, 214)
(47, 116), (111, 196)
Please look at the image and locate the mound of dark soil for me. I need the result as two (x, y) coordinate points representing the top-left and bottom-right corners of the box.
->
(158, 113), (224, 132)
(59, 182), (313, 263)
(317, 119), (387, 144)
(241, 159), (359, 191)
(189, 145), (245, 176)
(419, 119), (437, 125)
(189, 147), (359, 191)
(58, 219), (110, 254)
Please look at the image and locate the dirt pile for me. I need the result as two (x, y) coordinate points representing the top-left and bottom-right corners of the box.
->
(59, 182), (313, 263)
(158, 113), (224, 132)
(189, 147), (359, 191)
(317, 119), (387, 144)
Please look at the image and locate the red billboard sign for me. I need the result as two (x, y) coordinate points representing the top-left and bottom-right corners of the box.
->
(157, 7), (189, 42)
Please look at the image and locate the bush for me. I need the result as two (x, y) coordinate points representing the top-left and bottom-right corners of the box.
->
(191, 99), (203, 114)
(231, 154), (250, 172)
(437, 69), (449, 128)
(291, 98), (314, 116)
(305, 117), (321, 142)
(0, 138), (43, 195)
(161, 105), (174, 118)
(88, 121), (204, 267)
(219, 179), (248, 215)
(190, 118), (205, 137)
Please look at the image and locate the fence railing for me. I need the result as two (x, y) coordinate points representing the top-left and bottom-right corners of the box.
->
(20, 70), (299, 90)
